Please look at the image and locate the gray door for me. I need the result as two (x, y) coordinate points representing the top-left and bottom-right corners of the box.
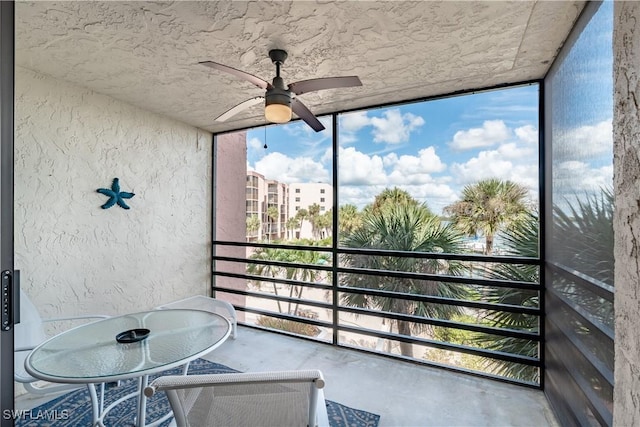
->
(0, 2), (15, 426)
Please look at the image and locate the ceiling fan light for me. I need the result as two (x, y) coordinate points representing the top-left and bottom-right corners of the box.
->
(265, 103), (292, 123)
(265, 91), (292, 123)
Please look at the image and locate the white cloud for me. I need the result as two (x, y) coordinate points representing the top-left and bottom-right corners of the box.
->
(370, 109), (425, 144)
(556, 120), (613, 160)
(337, 146), (455, 213)
(449, 120), (511, 150)
(340, 111), (370, 133)
(496, 142), (536, 160)
(450, 148), (538, 193)
(554, 161), (613, 191)
(383, 147), (447, 185)
(514, 124), (538, 144)
(247, 137), (263, 151)
(254, 152), (329, 183)
(338, 146), (387, 185)
(383, 147), (446, 174)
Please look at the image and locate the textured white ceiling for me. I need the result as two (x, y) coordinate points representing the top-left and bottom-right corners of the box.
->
(16, 1), (585, 134)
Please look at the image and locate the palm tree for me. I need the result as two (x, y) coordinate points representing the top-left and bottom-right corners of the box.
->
(247, 247), (287, 312)
(338, 204), (362, 236)
(341, 202), (468, 357)
(552, 188), (614, 327)
(553, 189), (614, 286)
(307, 203), (321, 239)
(282, 246), (331, 315)
(286, 217), (300, 240)
(474, 211), (540, 382)
(266, 206), (279, 242)
(444, 178), (529, 255)
(316, 210), (332, 239)
(295, 208), (308, 238)
(246, 214), (261, 241)
(248, 245), (330, 336)
(369, 187), (420, 214)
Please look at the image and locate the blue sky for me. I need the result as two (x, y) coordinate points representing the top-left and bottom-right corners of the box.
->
(246, 81), (612, 215)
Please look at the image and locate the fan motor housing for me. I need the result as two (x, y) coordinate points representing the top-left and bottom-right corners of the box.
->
(265, 88), (291, 108)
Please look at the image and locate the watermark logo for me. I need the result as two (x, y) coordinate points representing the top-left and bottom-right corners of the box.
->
(3, 409), (70, 421)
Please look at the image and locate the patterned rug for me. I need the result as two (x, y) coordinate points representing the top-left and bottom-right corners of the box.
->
(17, 358), (380, 427)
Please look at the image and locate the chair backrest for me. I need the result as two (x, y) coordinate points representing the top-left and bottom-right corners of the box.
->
(14, 290), (48, 381)
(156, 295), (235, 321)
(145, 370), (327, 427)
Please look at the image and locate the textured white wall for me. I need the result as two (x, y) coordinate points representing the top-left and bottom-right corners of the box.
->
(613, 3), (640, 425)
(14, 67), (212, 318)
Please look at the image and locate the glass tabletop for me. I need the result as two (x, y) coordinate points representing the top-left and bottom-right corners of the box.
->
(26, 309), (230, 382)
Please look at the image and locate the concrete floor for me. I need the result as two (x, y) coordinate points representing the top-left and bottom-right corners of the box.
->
(209, 326), (559, 427)
(17, 325), (559, 427)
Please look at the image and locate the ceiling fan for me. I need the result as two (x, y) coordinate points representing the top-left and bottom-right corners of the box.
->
(200, 49), (362, 132)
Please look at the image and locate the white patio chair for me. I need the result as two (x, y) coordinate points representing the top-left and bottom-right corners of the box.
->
(144, 370), (329, 427)
(155, 295), (238, 339)
(15, 289), (109, 395)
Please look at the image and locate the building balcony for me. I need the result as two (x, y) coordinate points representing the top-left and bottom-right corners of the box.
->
(16, 325), (558, 426)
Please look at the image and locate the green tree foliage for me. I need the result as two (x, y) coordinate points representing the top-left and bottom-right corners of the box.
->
(553, 189), (614, 286)
(307, 203), (321, 239)
(552, 188), (614, 328)
(444, 178), (530, 255)
(246, 214), (260, 240)
(247, 243), (330, 316)
(286, 217), (300, 240)
(367, 187), (423, 214)
(475, 211), (540, 382)
(295, 208), (308, 238)
(338, 204), (362, 236)
(266, 206), (279, 242)
(340, 200), (468, 357)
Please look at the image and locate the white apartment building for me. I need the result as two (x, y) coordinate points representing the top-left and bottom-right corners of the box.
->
(288, 182), (332, 240)
(246, 174), (332, 241)
(246, 170), (289, 242)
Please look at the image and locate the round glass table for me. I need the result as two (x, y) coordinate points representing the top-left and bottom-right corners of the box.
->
(25, 309), (231, 427)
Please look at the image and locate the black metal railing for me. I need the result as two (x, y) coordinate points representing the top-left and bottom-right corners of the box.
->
(545, 261), (614, 426)
(213, 240), (543, 387)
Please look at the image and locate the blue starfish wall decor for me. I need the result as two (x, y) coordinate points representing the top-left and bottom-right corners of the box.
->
(97, 178), (135, 209)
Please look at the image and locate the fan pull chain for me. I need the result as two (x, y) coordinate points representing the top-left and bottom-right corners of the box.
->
(263, 126), (267, 149)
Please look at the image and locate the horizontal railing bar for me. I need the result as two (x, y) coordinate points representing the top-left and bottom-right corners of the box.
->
(215, 254), (540, 290)
(215, 271), (540, 315)
(336, 324), (540, 366)
(215, 255), (334, 273)
(547, 318), (614, 387)
(337, 246), (540, 265)
(216, 271), (541, 316)
(215, 286), (333, 312)
(335, 341), (541, 389)
(547, 262), (614, 301)
(546, 342), (612, 426)
(547, 288), (614, 341)
(337, 305), (540, 340)
(233, 304), (539, 365)
(214, 240), (333, 252)
(238, 323), (540, 389)
(214, 240), (540, 265)
(338, 265), (540, 290)
(217, 280), (540, 339)
(235, 306), (332, 330)
(338, 285), (541, 315)
(214, 271), (331, 291)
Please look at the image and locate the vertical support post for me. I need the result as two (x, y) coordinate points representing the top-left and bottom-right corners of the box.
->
(0, 2), (15, 426)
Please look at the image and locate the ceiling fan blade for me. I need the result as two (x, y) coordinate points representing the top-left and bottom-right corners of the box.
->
(215, 97), (264, 122)
(199, 61), (270, 90)
(288, 76), (362, 95)
(291, 98), (325, 132)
